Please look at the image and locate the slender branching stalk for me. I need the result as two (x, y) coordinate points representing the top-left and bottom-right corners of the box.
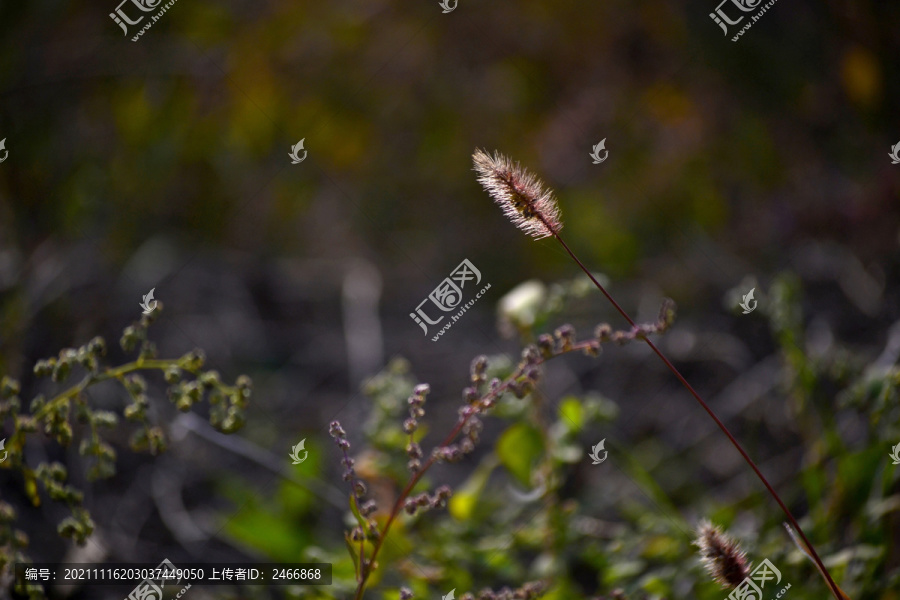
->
(333, 313), (673, 600)
(472, 149), (844, 600)
(0, 305), (251, 579)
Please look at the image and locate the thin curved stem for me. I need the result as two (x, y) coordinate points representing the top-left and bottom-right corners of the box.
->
(551, 231), (842, 600)
(34, 359), (184, 420)
(352, 412), (470, 600)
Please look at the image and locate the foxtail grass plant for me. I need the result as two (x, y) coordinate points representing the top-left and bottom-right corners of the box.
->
(471, 149), (846, 600)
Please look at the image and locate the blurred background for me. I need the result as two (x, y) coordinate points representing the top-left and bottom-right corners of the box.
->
(1, 0), (900, 598)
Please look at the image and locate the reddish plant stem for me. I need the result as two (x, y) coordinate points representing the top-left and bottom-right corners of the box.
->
(551, 231), (842, 600)
(354, 428), (456, 599)
(353, 343), (601, 600)
(352, 373), (516, 600)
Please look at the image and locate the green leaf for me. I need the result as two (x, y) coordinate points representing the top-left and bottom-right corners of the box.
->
(220, 498), (307, 558)
(23, 467), (40, 506)
(557, 397), (584, 432)
(836, 448), (882, 515)
(449, 455), (499, 521)
(349, 493), (366, 529)
(344, 531), (360, 575)
(496, 423), (543, 487)
(216, 476), (312, 559)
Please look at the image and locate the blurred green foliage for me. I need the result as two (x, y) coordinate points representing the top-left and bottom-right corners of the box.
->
(221, 273), (898, 599)
(0, 309), (251, 598)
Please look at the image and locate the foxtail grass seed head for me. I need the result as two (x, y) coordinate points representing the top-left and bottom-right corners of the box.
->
(694, 521), (750, 588)
(473, 149), (562, 240)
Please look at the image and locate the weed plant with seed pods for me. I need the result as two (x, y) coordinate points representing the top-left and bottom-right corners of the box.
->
(314, 153), (896, 600)
(331, 302), (675, 600)
(0, 305), (251, 598)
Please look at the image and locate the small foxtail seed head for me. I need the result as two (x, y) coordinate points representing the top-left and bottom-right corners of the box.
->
(693, 520), (750, 588)
(472, 149), (562, 240)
